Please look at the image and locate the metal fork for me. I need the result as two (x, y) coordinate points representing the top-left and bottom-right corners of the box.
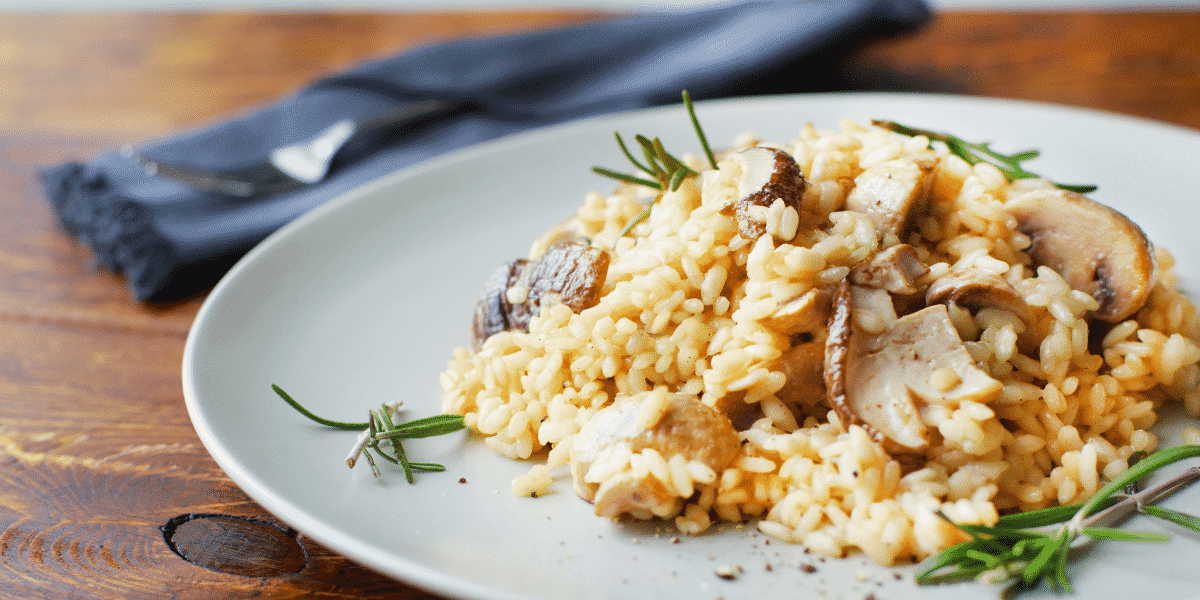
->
(137, 98), (458, 198)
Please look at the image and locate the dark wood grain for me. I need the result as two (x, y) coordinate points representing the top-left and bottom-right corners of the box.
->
(1, 8), (1198, 599)
(843, 10), (1200, 131)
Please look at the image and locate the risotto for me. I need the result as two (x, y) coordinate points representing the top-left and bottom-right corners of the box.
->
(438, 118), (1200, 565)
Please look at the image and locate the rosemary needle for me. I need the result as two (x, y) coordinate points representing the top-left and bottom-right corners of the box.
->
(272, 383), (366, 430)
(682, 90), (718, 170)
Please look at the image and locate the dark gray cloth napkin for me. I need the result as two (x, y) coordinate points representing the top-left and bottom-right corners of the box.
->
(40, 0), (930, 302)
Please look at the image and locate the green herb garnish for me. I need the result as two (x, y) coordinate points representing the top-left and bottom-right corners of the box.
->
(272, 383), (465, 483)
(916, 445), (1200, 596)
(873, 120), (1098, 194)
(593, 90), (718, 237)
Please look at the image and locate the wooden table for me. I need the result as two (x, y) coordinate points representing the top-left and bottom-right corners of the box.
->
(2, 8), (1199, 599)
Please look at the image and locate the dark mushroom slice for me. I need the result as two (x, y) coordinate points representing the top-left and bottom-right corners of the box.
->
(925, 269), (1033, 325)
(471, 258), (527, 350)
(1006, 188), (1154, 323)
(824, 279), (1002, 455)
(729, 147), (807, 240)
(569, 392), (740, 518)
(470, 240), (610, 348)
(844, 157), (938, 239)
(506, 240), (611, 332)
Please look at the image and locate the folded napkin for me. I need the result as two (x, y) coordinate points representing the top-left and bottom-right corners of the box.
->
(41, 0), (930, 302)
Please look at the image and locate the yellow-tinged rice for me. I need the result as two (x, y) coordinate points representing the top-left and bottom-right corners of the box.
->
(438, 119), (1200, 565)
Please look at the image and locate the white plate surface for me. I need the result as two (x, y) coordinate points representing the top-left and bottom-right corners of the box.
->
(182, 93), (1200, 600)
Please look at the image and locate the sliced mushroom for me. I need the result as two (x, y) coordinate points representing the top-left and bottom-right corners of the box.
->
(850, 283), (899, 329)
(926, 269), (1032, 324)
(850, 244), (929, 295)
(825, 280), (1002, 455)
(507, 240), (610, 330)
(471, 258), (527, 350)
(844, 157), (938, 239)
(570, 392), (740, 518)
(729, 147), (807, 240)
(756, 261), (896, 422)
(773, 337), (828, 415)
(762, 288), (832, 336)
(471, 240), (610, 348)
(1006, 188), (1154, 323)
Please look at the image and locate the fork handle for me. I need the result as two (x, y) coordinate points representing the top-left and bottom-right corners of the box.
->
(272, 98), (462, 184)
(357, 98), (461, 134)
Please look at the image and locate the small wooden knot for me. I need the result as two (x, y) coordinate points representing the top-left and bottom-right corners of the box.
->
(161, 513), (307, 577)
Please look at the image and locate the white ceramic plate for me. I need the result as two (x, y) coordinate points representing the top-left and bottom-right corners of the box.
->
(182, 93), (1200, 600)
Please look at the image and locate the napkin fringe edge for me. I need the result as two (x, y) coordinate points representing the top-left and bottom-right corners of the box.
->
(39, 162), (175, 302)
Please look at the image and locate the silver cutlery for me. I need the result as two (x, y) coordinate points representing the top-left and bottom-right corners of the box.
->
(137, 98), (458, 197)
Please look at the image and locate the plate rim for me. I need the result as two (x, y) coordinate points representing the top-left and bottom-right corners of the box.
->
(180, 91), (1200, 600)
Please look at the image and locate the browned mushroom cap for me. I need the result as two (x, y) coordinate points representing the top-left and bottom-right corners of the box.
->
(470, 241), (610, 348)
(844, 158), (937, 239)
(471, 258), (527, 350)
(507, 240), (610, 331)
(730, 147), (807, 240)
(926, 269), (1033, 324)
(824, 280), (1002, 455)
(569, 392), (740, 518)
(1006, 188), (1155, 323)
(850, 244), (929, 296)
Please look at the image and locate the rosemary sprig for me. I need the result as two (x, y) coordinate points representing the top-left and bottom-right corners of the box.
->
(873, 120), (1098, 194)
(593, 90), (718, 237)
(596, 132), (696, 192)
(272, 384), (465, 483)
(916, 445), (1200, 596)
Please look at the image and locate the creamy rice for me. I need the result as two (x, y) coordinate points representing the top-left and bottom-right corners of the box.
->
(439, 119), (1200, 565)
